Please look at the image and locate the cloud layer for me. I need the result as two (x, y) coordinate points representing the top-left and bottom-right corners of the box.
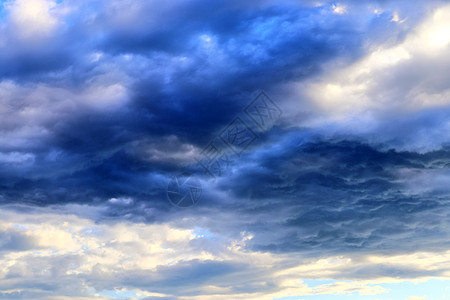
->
(1, 0), (450, 299)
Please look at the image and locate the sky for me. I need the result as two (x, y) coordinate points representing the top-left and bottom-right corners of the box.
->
(0, 0), (450, 299)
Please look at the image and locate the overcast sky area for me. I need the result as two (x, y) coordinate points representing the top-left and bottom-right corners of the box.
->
(1, 0), (450, 299)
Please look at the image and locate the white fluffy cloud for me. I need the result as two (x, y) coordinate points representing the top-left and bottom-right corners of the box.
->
(6, 0), (58, 40)
(0, 205), (449, 299)
(282, 3), (450, 148)
(308, 3), (450, 116)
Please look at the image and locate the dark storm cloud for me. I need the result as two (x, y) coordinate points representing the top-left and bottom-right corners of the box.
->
(0, 0), (377, 205)
(3, 1), (450, 299)
(191, 130), (450, 256)
(1, 0), (449, 259)
(8, 127), (444, 257)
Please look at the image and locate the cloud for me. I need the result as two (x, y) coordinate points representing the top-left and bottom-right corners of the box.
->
(285, 3), (450, 150)
(1, 205), (450, 299)
(0, 0), (380, 208)
(0, 206), (432, 299)
(1, 1), (449, 262)
(0, 0), (450, 299)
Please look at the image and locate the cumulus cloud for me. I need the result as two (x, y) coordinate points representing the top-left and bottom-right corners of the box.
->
(6, 0), (58, 39)
(0, 206), (441, 299)
(285, 2), (450, 150)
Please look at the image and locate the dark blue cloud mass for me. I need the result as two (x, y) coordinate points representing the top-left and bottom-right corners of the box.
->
(1, 0), (450, 298)
(0, 0), (449, 250)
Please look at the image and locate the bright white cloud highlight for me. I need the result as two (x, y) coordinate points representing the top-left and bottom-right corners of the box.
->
(0, 206), (449, 299)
